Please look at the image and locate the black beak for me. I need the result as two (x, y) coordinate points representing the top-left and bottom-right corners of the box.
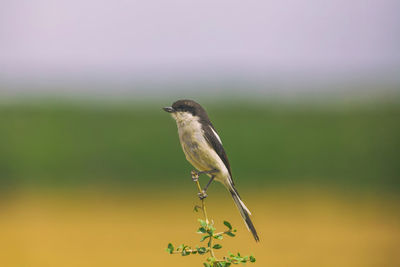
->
(163, 106), (175, 113)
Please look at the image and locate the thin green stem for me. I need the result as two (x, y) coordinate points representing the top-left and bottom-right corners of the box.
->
(167, 171), (255, 266)
(213, 231), (229, 236)
(192, 171), (217, 261)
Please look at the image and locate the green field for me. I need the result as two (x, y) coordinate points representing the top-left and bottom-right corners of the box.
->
(1, 100), (399, 192)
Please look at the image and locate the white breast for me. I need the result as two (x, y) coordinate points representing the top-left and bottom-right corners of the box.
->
(172, 112), (229, 182)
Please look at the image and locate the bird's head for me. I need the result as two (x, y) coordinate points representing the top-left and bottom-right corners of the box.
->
(163, 99), (209, 124)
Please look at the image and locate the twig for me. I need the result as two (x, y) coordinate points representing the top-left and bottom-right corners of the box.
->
(194, 178), (209, 224)
(166, 171), (256, 266)
(193, 172), (216, 259)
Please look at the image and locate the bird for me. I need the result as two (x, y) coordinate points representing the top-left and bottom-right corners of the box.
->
(163, 99), (259, 242)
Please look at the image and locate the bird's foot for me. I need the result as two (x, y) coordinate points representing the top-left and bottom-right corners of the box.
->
(198, 190), (208, 200)
(191, 170), (199, 182)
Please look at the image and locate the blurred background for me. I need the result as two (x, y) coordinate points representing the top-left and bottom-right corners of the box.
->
(1, 1), (399, 266)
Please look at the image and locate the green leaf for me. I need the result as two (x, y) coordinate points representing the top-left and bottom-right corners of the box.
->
(166, 243), (174, 254)
(232, 256), (243, 262)
(214, 234), (223, 240)
(197, 247), (207, 254)
(207, 256), (217, 263)
(181, 248), (190, 256)
(198, 219), (207, 227)
(225, 232), (236, 237)
(223, 220), (232, 230)
(197, 227), (207, 233)
(203, 263), (211, 267)
(200, 235), (209, 242)
(250, 255), (256, 262)
(212, 244), (222, 249)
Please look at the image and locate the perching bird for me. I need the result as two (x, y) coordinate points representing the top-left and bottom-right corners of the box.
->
(163, 99), (259, 242)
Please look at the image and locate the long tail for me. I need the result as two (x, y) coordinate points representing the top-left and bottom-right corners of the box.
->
(228, 184), (259, 242)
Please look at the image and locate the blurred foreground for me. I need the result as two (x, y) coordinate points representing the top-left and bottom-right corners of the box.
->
(1, 188), (399, 267)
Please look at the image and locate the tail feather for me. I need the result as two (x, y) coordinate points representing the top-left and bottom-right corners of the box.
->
(229, 186), (259, 242)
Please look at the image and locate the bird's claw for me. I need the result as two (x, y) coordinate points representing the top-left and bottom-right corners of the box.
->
(198, 190), (208, 200)
(191, 170), (199, 182)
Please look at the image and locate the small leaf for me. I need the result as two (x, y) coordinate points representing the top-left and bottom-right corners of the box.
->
(200, 235), (209, 242)
(214, 234), (223, 240)
(223, 220), (232, 230)
(181, 247), (190, 256)
(226, 232), (236, 237)
(198, 219), (207, 227)
(197, 227), (207, 233)
(233, 256), (243, 262)
(207, 256), (217, 263)
(166, 243), (174, 254)
(203, 263), (211, 267)
(250, 255), (256, 262)
(197, 247), (207, 254)
(212, 244), (222, 249)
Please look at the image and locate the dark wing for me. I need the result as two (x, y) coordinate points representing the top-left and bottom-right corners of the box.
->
(202, 124), (235, 185)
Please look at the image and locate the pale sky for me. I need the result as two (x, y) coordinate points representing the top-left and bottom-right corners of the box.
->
(0, 0), (399, 95)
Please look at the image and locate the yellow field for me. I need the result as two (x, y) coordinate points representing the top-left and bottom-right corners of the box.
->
(1, 188), (399, 267)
